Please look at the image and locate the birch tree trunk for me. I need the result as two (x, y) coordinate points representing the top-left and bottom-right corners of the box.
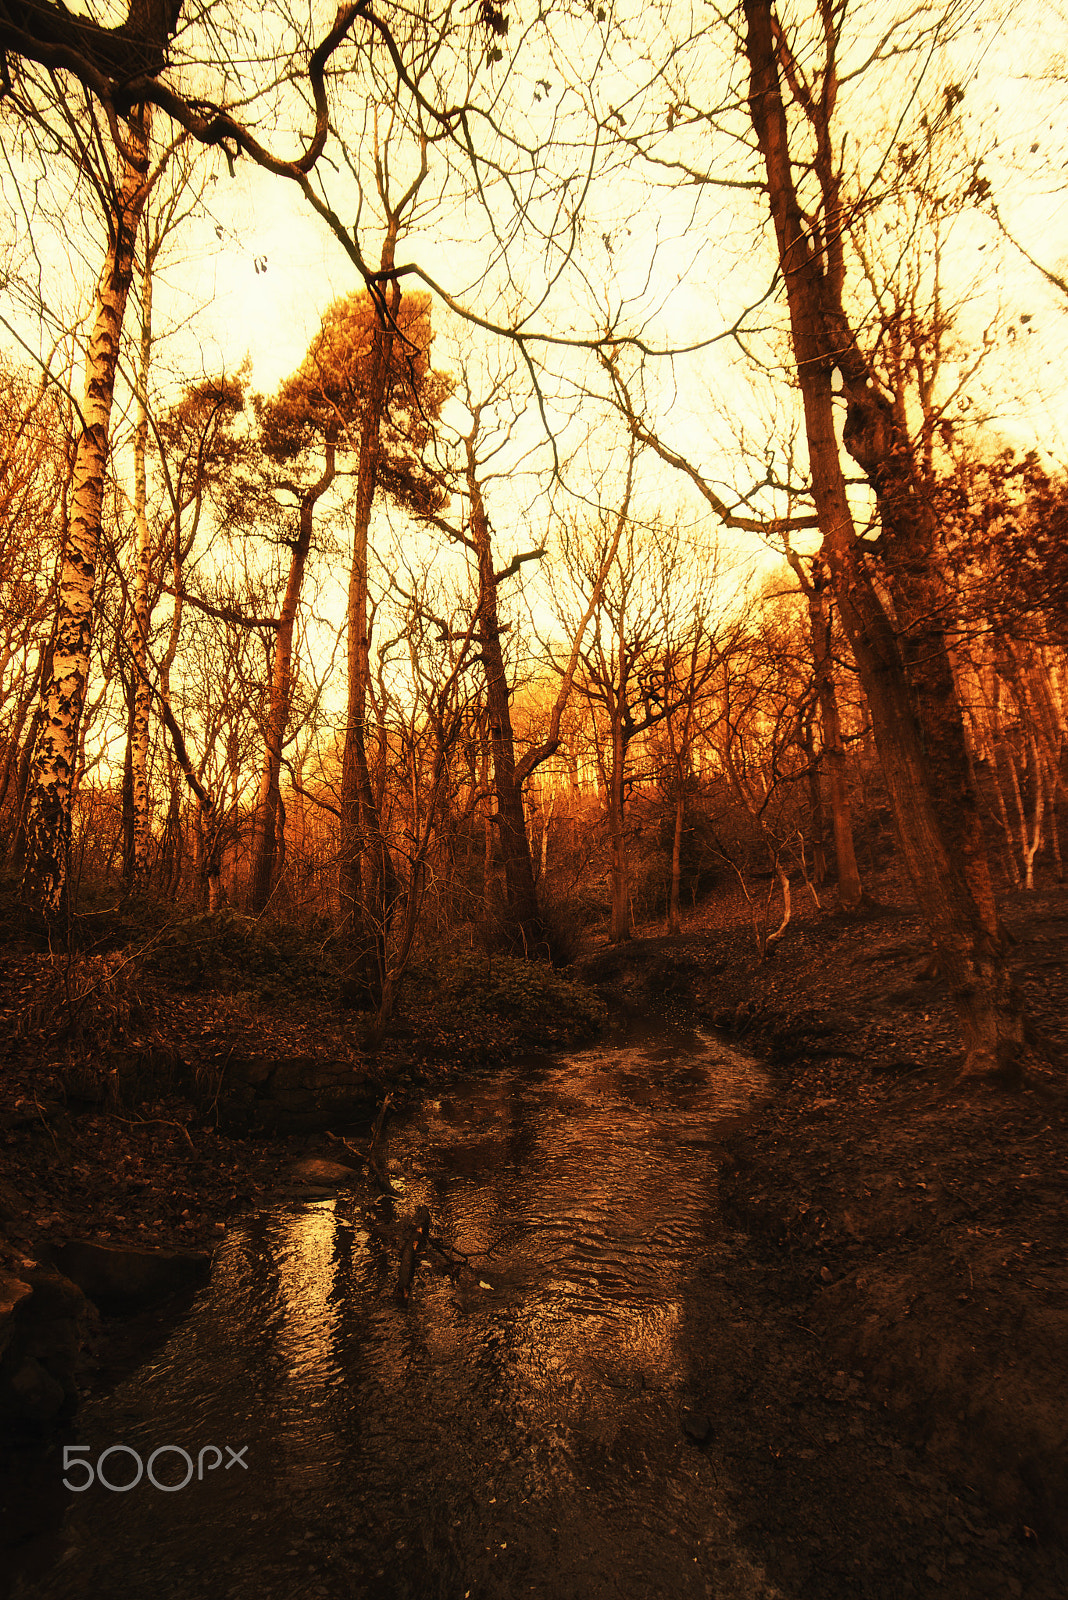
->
(22, 108), (151, 916)
(123, 218), (155, 889)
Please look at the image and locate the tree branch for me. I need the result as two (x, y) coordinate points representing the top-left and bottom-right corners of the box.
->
(159, 586), (279, 630)
(495, 547), (545, 583)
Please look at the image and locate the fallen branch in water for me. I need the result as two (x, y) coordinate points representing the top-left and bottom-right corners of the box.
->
(324, 1129), (367, 1169)
(397, 1205), (430, 1301)
(366, 1092), (395, 1194)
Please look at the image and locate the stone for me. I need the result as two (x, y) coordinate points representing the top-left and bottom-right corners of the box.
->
(0, 1268), (97, 1427)
(8, 1355), (67, 1424)
(52, 1240), (211, 1307)
(287, 1157), (359, 1187)
(0, 1270), (33, 1360)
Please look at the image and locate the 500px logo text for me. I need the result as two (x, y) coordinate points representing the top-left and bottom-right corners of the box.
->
(62, 1444), (249, 1492)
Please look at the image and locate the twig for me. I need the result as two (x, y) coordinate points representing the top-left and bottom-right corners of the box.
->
(31, 1090), (61, 1154)
(206, 1046), (234, 1128)
(325, 1129), (367, 1167)
(112, 1113), (196, 1152)
(369, 1091), (392, 1154)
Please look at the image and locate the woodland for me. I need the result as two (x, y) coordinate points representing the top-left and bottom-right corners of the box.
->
(0, 0), (1064, 1061)
(0, 0), (1067, 1591)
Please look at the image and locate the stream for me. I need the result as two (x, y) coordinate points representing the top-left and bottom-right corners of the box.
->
(9, 1017), (777, 1600)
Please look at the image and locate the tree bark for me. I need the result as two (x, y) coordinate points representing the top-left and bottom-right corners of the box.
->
(123, 218), (155, 890)
(339, 231), (400, 987)
(464, 415), (543, 955)
(248, 439), (335, 913)
(22, 107), (152, 917)
(807, 561), (862, 909)
(744, 0), (1029, 1080)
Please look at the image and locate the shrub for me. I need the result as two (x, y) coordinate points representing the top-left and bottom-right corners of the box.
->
(403, 950), (606, 1050)
(144, 910), (343, 1002)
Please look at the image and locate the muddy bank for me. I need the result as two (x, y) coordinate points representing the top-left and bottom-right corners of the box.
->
(0, 940), (605, 1277)
(0, 938), (607, 1436)
(578, 883), (1068, 1552)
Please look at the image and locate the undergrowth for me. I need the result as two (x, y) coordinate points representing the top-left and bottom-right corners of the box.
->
(402, 950), (607, 1050)
(142, 911), (343, 1004)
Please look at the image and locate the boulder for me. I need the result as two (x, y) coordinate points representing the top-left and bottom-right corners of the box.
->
(52, 1240), (211, 1308)
(0, 1270), (33, 1360)
(0, 1268), (97, 1427)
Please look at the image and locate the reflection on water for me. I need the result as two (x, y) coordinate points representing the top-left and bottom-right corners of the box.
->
(11, 1021), (776, 1600)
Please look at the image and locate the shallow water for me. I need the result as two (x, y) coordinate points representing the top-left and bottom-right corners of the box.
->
(10, 1018), (774, 1600)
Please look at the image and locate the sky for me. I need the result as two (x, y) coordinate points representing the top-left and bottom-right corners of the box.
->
(3, 0), (1068, 545)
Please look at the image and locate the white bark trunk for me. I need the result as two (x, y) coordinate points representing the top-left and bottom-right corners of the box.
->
(22, 111), (151, 914)
(128, 227), (155, 884)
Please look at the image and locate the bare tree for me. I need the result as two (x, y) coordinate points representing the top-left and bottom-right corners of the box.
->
(702, 593), (823, 957)
(0, 362), (72, 860)
(655, 613), (727, 934)
(549, 506), (718, 943)
(740, 0), (1039, 1080)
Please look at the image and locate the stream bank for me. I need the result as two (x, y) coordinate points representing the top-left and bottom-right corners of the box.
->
(578, 881), (1068, 1559)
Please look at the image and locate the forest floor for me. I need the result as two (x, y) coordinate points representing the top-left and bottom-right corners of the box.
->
(1, 872), (1067, 1589)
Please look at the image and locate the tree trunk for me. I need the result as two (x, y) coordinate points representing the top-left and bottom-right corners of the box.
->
(465, 420), (543, 955)
(762, 854), (792, 957)
(158, 755), (183, 901)
(3, 621), (52, 872)
(744, 0), (1029, 1080)
(339, 233), (400, 988)
(248, 439), (335, 913)
(784, 533), (862, 910)
(808, 565), (862, 909)
(159, 696), (221, 911)
(21, 109), (152, 916)
(1022, 737), (1045, 891)
(539, 791), (554, 882)
(124, 224), (155, 890)
(801, 711), (829, 887)
(668, 782), (684, 935)
(607, 718), (630, 942)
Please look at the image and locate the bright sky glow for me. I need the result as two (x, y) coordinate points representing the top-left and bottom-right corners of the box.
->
(2, 0), (1067, 606)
